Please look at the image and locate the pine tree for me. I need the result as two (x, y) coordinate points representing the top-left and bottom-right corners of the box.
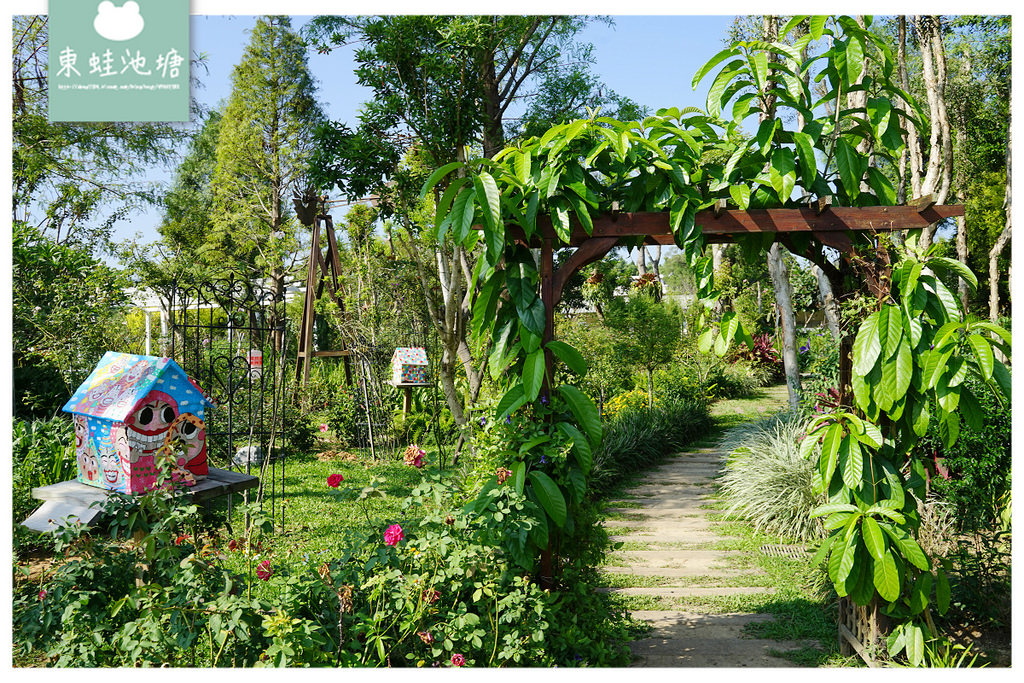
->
(209, 16), (324, 302)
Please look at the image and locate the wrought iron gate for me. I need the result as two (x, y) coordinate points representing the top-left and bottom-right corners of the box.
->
(167, 276), (289, 524)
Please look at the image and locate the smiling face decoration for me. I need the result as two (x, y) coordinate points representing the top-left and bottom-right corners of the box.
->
(124, 390), (179, 461)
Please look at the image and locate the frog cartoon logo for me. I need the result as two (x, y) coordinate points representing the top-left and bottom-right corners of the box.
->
(93, 1), (144, 42)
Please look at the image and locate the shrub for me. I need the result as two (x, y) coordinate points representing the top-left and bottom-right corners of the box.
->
(589, 399), (713, 496)
(14, 473), (633, 667)
(718, 411), (824, 542)
(916, 375), (1011, 530)
(604, 388), (654, 418)
(12, 417), (77, 525)
(651, 362), (710, 407)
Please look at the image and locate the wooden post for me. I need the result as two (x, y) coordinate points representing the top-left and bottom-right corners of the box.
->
(402, 386), (412, 415)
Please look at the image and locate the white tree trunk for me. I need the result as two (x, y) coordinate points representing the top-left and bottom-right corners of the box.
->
(812, 263), (842, 343)
(768, 242), (801, 410)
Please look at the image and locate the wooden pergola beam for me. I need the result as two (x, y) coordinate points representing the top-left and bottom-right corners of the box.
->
(506, 204), (965, 247)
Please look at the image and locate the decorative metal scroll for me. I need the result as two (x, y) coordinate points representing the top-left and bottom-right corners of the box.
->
(167, 275), (289, 523)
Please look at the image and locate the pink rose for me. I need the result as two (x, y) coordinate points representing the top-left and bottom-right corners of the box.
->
(319, 423), (329, 433)
(384, 524), (404, 546)
(327, 473), (344, 488)
(451, 653), (465, 667)
(256, 560), (273, 581)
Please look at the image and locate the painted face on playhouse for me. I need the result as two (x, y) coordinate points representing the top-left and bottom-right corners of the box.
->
(125, 390), (179, 457)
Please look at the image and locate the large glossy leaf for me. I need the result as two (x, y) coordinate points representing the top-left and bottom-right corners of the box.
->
(842, 436), (863, 490)
(546, 340), (587, 377)
(420, 161), (465, 199)
(557, 384), (602, 448)
(906, 622), (925, 667)
(936, 569), (951, 614)
(835, 137), (862, 200)
(958, 387), (984, 432)
(495, 384), (526, 421)
(821, 423), (843, 483)
(791, 131), (817, 186)
(528, 471), (566, 528)
(450, 188), (476, 244)
(966, 333), (994, 380)
(556, 422), (592, 474)
(862, 516), (886, 560)
(522, 349), (545, 402)
(692, 47), (742, 88)
(873, 549), (900, 602)
(853, 311), (881, 375)
(473, 171), (501, 233)
(894, 338), (913, 398)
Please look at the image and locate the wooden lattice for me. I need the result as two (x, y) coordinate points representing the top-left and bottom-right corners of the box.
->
(838, 596), (890, 666)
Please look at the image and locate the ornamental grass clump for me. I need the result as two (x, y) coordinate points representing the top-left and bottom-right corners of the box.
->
(718, 411), (824, 543)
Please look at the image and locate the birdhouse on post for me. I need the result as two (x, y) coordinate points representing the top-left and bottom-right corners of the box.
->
(62, 352), (215, 495)
(391, 347), (429, 414)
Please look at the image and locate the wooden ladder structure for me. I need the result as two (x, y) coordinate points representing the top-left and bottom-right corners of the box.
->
(293, 193), (352, 389)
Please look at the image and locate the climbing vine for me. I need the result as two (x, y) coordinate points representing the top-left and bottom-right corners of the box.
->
(421, 16), (1010, 656)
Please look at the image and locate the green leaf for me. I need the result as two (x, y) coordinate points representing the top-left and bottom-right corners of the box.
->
(966, 334), (994, 380)
(837, 530), (858, 582)
(809, 15), (828, 40)
(835, 137), (862, 200)
(450, 188), (476, 244)
(873, 549), (901, 602)
(550, 202), (570, 242)
(811, 502), (859, 518)
(852, 311), (881, 375)
(512, 461), (526, 494)
(522, 350), (545, 402)
(820, 423), (843, 482)
(420, 161), (465, 199)
(791, 131), (817, 186)
(991, 359), (1012, 403)
(473, 171), (501, 233)
(906, 622), (925, 667)
(546, 340), (587, 377)
(936, 569), (951, 615)
(556, 422), (592, 474)
(841, 435), (863, 490)
(729, 184), (751, 209)
(692, 46), (741, 88)
(958, 387), (984, 432)
(528, 471), (567, 528)
(862, 516), (886, 560)
(927, 256), (978, 291)
(557, 384), (602, 448)
(495, 384), (526, 421)
(518, 434), (551, 456)
(894, 338), (913, 398)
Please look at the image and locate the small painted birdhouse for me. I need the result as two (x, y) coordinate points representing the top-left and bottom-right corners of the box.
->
(62, 352), (215, 495)
(391, 347), (429, 386)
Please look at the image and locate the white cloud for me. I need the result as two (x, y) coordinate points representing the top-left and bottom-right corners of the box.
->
(92, 1), (145, 42)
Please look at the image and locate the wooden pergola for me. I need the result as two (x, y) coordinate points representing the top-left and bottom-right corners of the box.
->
(518, 199), (964, 400)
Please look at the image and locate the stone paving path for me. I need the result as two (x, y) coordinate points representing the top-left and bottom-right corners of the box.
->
(600, 386), (813, 667)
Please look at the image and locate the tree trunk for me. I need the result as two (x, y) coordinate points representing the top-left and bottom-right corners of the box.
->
(812, 263), (842, 343)
(768, 242), (801, 410)
(989, 116), (1012, 333)
(915, 15), (953, 251)
(635, 246), (648, 276)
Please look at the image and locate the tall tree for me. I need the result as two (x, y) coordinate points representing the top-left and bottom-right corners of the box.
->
(305, 16), (626, 435)
(209, 16), (324, 305)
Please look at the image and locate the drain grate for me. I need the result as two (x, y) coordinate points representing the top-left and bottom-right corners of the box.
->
(759, 544), (808, 560)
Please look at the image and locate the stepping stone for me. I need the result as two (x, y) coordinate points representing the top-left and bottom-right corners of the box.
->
(628, 611), (813, 667)
(599, 586), (774, 597)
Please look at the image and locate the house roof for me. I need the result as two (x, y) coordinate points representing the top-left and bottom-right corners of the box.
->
(63, 352), (214, 422)
(392, 347), (428, 365)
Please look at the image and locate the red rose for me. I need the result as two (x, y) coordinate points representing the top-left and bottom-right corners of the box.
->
(327, 473), (344, 488)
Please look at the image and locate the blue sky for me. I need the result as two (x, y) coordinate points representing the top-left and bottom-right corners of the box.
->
(112, 14), (739, 246)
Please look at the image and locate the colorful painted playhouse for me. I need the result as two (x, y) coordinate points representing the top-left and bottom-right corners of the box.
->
(62, 352), (215, 494)
(391, 347), (429, 386)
